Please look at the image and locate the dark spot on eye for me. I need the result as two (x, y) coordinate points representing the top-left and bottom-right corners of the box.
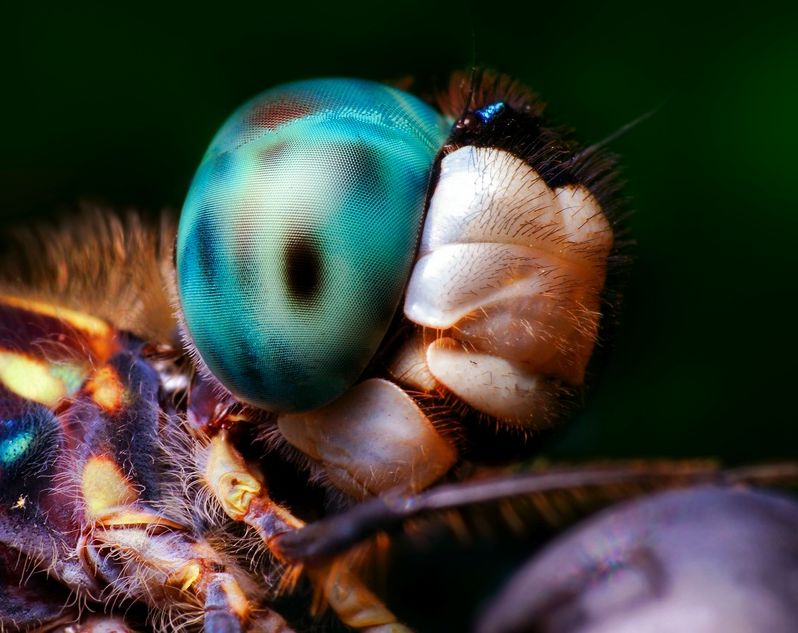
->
(258, 139), (289, 165)
(224, 332), (312, 410)
(232, 239), (257, 290)
(230, 335), (268, 394)
(345, 143), (386, 200)
(235, 258), (256, 290)
(181, 208), (220, 283)
(283, 233), (324, 305)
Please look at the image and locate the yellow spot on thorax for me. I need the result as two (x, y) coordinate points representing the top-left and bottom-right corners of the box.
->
(0, 350), (84, 406)
(81, 455), (139, 520)
(11, 495), (26, 510)
(86, 366), (125, 412)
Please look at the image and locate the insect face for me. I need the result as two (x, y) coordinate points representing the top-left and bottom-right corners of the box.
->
(175, 73), (620, 504)
(4, 70), (790, 633)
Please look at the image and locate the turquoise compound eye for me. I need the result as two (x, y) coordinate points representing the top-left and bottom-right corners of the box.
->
(176, 79), (449, 412)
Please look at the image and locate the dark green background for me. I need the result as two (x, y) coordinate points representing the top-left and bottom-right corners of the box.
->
(2, 2), (795, 463)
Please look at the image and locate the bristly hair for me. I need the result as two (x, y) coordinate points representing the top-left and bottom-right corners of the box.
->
(437, 69), (546, 122)
(0, 205), (178, 345)
(426, 69), (631, 448)
(436, 69), (625, 223)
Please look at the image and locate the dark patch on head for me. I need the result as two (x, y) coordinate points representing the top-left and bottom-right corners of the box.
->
(235, 258), (257, 291)
(225, 332), (311, 411)
(283, 233), (324, 305)
(229, 335), (268, 398)
(268, 337), (311, 387)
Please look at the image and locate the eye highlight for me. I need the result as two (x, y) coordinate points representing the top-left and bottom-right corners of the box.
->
(176, 79), (449, 412)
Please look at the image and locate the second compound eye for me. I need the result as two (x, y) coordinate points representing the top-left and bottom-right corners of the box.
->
(176, 78), (449, 413)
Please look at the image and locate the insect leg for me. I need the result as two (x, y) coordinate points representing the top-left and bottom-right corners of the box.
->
(80, 464), (262, 632)
(275, 461), (798, 564)
(202, 431), (409, 632)
(65, 350), (269, 632)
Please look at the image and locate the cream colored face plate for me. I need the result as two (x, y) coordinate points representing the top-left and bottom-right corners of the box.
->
(278, 378), (457, 498)
(402, 146), (614, 426)
(413, 146), (613, 262)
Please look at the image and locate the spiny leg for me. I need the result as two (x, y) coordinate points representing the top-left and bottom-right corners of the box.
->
(274, 461), (798, 564)
(62, 345), (288, 632)
(78, 450), (281, 633)
(202, 431), (410, 632)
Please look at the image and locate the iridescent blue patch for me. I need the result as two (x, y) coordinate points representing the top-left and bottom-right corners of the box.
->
(0, 421), (34, 465)
(0, 405), (58, 487)
(475, 101), (506, 124)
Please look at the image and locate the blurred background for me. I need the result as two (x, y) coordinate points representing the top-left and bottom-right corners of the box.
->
(1, 1), (795, 464)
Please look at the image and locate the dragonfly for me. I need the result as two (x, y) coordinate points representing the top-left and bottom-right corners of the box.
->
(0, 70), (795, 633)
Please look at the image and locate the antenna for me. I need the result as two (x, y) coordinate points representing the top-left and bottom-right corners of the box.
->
(572, 104), (663, 164)
(462, 2), (480, 117)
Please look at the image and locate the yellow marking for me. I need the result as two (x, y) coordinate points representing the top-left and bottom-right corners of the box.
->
(0, 350), (72, 406)
(86, 366), (125, 412)
(11, 495), (26, 510)
(168, 561), (202, 592)
(81, 456), (138, 520)
(205, 432), (263, 521)
(98, 510), (185, 530)
(0, 294), (112, 339)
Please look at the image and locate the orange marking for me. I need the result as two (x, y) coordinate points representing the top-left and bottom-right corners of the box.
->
(0, 294), (112, 338)
(221, 574), (251, 620)
(0, 294), (118, 360)
(86, 366), (125, 412)
(81, 456), (138, 520)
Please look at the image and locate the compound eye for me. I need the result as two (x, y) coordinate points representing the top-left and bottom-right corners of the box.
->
(176, 79), (449, 412)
